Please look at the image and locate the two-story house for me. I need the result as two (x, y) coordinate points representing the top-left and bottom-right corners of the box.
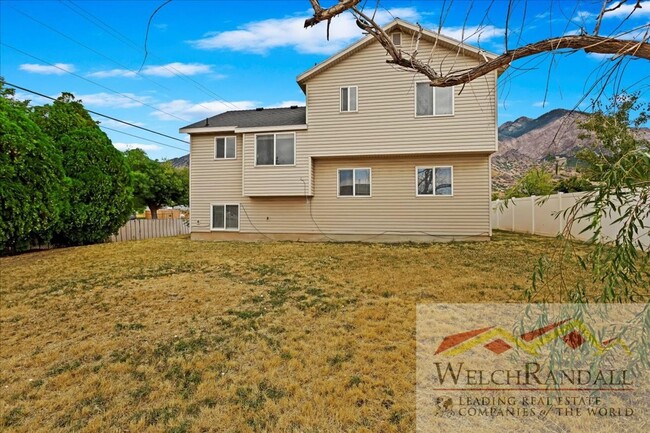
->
(180, 19), (501, 242)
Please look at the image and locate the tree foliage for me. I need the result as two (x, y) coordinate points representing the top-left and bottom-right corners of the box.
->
(124, 148), (188, 219)
(0, 85), (66, 253)
(505, 168), (556, 198)
(31, 94), (132, 246)
(531, 94), (650, 302)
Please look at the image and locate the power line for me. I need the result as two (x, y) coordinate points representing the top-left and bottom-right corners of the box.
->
(99, 125), (188, 152)
(4, 81), (189, 145)
(9, 6), (171, 93)
(1, 42), (191, 122)
(59, 0), (242, 111)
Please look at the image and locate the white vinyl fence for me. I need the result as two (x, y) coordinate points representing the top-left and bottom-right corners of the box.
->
(491, 192), (649, 249)
(110, 218), (190, 242)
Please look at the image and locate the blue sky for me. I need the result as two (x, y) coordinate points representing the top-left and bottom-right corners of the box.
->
(1, 0), (648, 160)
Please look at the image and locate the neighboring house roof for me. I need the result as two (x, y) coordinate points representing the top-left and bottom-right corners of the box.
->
(297, 19), (501, 90)
(179, 106), (306, 133)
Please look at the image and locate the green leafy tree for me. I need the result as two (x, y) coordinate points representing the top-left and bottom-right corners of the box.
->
(125, 149), (188, 219)
(31, 93), (132, 246)
(0, 84), (66, 253)
(531, 94), (650, 302)
(553, 176), (594, 193)
(505, 167), (555, 198)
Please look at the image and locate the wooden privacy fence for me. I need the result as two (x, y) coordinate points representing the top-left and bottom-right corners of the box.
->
(110, 218), (190, 242)
(491, 192), (650, 249)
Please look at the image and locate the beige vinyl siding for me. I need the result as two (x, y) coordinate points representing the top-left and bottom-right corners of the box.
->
(190, 132), (490, 237)
(190, 133), (242, 233)
(304, 38), (497, 156)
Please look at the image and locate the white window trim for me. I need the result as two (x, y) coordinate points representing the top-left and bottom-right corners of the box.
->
(339, 86), (358, 113)
(214, 136), (237, 160)
(414, 82), (455, 118)
(210, 203), (241, 231)
(415, 166), (454, 197)
(337, 167), (372, 198)
(253, 132), (297, 167)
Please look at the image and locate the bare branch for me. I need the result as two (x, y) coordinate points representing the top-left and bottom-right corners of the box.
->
(304, 0), (362, 28)
(410, 35), (650, 87)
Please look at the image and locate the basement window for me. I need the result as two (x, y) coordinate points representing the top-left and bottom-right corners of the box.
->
(416, 166), (453, 196)
(215, 136), (236, 159)
(338, 168), (371, 197)
(211, 204), (240, 231)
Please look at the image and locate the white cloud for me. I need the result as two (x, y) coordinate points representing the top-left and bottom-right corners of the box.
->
(113, 143), (161, 152)
(19, 63), (75, 75)
(267, 100), (305, 108)
(10, 91), (51, 105)
(587, 52), (614, 60)
(151, 99), (258, 121)
(575, 10), (594, 20)
(87, 69), (137, 78)
(141, 62), (213, 77)
(440, 25), (505, 44)
(75, 92), (153, 108)
(87, 62), (213, 79)
(189, 8), (420, 55)
(602, 1), (650, 19)
(533, 101), (550, 107)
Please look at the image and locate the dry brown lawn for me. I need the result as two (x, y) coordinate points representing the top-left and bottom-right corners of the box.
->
(0, 232), (594, 432)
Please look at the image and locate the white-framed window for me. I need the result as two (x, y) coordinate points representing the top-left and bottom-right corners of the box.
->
(415, 83), (454, 116)
(338, 168), (371, 197)
(340, 86), (358, 112)
(211, 203), (240, 231)
(215, 136), (236, 159)
(416, 166), (453, 196)
(391, 32), (402, 46)
(255, 132), (295, 166)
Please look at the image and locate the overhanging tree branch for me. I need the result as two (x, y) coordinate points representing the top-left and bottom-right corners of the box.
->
(305, 0), (650, 87)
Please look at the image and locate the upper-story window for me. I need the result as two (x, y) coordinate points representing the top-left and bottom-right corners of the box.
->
(215, 136), (236, 159)
(255, 133), (295, 166)
(415, 83), (454, 116)
(391, 32), (402, 46)
(340, 86), (358, 112)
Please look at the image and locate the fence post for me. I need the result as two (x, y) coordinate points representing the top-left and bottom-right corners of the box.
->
(495, 200), (500, 229)
(531, 195), (536, 235)
(512, 199), (516, 231)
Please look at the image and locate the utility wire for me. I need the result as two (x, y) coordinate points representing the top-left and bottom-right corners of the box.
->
(139, 0), (173, 72)
(4, 81), (189, 145)
(1, 42), (191, 122)
(9, 6), (171, 92)
(59, 0), (242, 111)
(99, 125), (188, 152)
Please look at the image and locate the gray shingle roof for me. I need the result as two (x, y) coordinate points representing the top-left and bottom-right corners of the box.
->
(181, 106), (306, 130)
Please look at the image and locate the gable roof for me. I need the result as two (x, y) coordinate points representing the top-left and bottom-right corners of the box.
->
(297, 19), (500, 89)
(179, 106), (306, 133)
